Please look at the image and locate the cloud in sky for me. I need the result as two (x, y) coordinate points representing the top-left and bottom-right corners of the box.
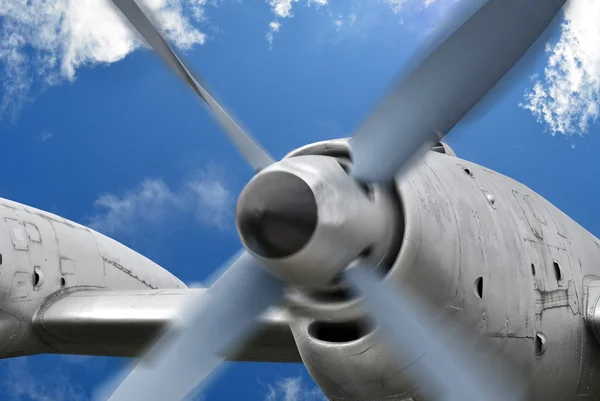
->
(264, 377), (327, 401)
(520, 0), (600, 136)
(267, 0), (328, 19)
(88, 171), (233, 236)
(40, 130), (53, 141)
(3, 0), (596, 138)
(385, 0), (438, 14)
(0, 0), (207, 121)
(265, 0), (327, 47)
(334, 17), (343, 31)
(266, 20), (281, 48)
(264, 0), (443, 46)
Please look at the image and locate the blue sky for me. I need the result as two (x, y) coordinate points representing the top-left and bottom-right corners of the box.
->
(0, 0), (599, 400)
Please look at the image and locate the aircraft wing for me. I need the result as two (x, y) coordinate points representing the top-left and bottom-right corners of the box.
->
(31, 288), (300, 363)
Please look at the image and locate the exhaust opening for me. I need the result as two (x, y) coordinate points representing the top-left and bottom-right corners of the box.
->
(309, 320), (375, 343)
(304, 287), (353, 303)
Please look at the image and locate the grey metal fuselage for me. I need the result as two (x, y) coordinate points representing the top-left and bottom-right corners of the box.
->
(1, 139), (599, 400)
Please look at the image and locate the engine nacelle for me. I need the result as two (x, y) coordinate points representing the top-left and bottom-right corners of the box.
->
(283, 140), (600, 400)
(288, 148), (462, 400)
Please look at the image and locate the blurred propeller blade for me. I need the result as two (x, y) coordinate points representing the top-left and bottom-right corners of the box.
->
(111, 0), (274, 172)
(106, 251), (284, 401)
(350, 0), (566, 184)
(345, 267), (526, 401)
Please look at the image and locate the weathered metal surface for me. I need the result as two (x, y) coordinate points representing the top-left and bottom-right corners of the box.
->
(0, 197), (188, 359)
(0, 197), (300, 364)
(288, 143), (600, 401)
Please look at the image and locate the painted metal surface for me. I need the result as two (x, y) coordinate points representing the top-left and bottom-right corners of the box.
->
(0, 198), (298, 363)
(285, 140), (600, 400)
(0, 197), (187, 359)
(32, 288), (299, 362)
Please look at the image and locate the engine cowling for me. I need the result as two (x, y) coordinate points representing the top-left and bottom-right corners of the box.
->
(276, 139), (600, 401)
(284, 142), (462, 400)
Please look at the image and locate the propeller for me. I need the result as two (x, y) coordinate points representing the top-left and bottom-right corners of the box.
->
(111, 0), (274, 173)
(106, 0), (566, 400)
(349, 0), (566, 184)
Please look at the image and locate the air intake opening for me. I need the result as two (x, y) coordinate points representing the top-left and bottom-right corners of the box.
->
(535, 332), (547, 357)
(309, 320), (374, 343)
(553, 261), (562, 281)
(431, 141), (456, 156)
(474, 277), (483, 299)
(305, 288), (353, 303)
(33, 266), (44, 290)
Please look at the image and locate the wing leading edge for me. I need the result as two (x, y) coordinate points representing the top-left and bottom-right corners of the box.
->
(31, 288), (300, 363)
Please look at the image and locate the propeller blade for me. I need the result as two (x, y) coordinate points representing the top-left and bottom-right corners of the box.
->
(350, 0), (566, 184)
(344, 267), (526, 401)
(105, 251), (284, 401)
(111, 0), (274, 173)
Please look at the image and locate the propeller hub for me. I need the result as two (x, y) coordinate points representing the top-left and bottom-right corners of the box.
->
(237, 171), (318, 259)
(236, 155), (399, 289)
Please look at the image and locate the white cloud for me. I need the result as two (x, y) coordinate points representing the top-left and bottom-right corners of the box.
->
(269, 21), (282, 32)
(266, 20), (281, 48)
(265, 0), (327, 46)
(88, 171), (233, 235)
(264, 377), (327, 401)
(268, 0), (297, 19)
(185, 174), (232, 228)
(349, 13), (357, 26)
(266, 0), (327, 19)
(520, 0), (600, 135)
(0, 0), (207, 121)
(310, 0), (328, 7)
(40, 130), (53, 141)
(385, 0), (407, 13)
(334, 17), (343, 31)
(263, 0), (444, 46)
(385, 0), (438, 14)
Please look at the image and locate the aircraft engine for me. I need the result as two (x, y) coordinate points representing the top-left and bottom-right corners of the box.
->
(252, 139), (462, 400)
(256, 139), (592, 401)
